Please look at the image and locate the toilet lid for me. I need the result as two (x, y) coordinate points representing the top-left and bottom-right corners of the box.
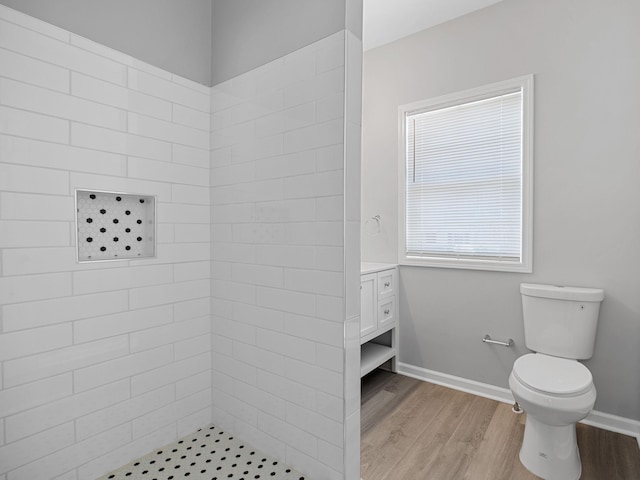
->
(513, 354), (593, 396)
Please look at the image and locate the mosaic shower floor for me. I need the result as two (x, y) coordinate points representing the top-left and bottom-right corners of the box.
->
(98, 425), (307, 480)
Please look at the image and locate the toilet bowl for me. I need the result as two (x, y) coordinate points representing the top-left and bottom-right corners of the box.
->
(510, 353), (596, 480)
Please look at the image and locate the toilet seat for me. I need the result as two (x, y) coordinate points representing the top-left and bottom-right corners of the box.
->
(512, 353), (593, 397)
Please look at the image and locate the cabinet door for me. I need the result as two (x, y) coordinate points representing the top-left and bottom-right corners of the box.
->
(360, 273), (377, 338)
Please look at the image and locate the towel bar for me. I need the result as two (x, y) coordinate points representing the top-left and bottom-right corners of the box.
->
(482, 334), (514, 347)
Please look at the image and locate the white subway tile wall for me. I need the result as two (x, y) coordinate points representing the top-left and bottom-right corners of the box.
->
(343, 30), (364, 480)
(0, 5), (211, 480)
(0, 5), (361, 480)
(210, 31), (358, 480)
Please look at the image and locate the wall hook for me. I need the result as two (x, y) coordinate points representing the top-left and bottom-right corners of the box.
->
(365, 214), (382, 236)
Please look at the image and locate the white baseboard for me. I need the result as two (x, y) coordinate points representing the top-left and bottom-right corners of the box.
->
(397, 362), (640, 447)
(581, 411), (640, 448)
(398, 362), (514, 404)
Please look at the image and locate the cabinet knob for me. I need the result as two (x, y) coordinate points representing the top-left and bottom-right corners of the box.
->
(384, 309), (390, 315)
(384, 282), (390, 287)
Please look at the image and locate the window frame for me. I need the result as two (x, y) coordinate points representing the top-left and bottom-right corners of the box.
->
(397, 75), (534, 273)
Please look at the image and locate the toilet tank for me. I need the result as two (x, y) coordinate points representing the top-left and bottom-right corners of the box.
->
(520, 283), (605, 360)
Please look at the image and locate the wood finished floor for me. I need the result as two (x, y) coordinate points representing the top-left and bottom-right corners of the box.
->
(361, 370), (640, 480)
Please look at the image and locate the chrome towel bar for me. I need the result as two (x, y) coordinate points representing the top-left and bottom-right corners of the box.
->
(482, 334), (514, 347)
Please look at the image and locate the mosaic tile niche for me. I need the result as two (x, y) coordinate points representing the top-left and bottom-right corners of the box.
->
(76, 190), (156, 262)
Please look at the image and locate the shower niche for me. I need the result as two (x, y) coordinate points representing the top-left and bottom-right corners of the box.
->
(75, 189), (156, 262)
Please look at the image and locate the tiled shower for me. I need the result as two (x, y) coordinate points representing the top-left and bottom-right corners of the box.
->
(0, 5), (361, 480)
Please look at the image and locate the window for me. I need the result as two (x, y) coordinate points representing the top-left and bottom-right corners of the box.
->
(398, 75), (533, 272)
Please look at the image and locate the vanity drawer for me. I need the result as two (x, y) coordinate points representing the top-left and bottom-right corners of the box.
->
(378, 296), (396, 329)
(377, 269), (397, 299)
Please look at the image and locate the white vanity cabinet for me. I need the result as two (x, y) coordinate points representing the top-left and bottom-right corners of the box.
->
(360, 263), (398, 377)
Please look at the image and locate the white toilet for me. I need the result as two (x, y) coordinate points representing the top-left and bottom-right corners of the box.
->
(509, 283), (604, 480)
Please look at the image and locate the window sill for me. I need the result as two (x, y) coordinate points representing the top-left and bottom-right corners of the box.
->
(399, 256), (532, 273)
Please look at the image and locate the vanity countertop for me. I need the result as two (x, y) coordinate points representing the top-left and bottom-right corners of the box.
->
(361, 262), (398, 275)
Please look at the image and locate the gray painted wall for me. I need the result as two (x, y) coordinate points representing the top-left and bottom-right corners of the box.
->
(210, 0), (353, 85)
(345, 0), (363, 43)
(0, 0), (212, 84)
(361, 0), (640, 420)
(0, 0), (362, 86)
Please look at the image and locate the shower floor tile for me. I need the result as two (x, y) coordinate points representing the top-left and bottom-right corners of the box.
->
(98, 425), (307, 480)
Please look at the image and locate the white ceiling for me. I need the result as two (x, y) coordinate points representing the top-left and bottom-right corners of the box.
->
(363, 0), (505, 50)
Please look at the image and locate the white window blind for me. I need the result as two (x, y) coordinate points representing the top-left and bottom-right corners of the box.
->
(400, 76), (533, 271)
